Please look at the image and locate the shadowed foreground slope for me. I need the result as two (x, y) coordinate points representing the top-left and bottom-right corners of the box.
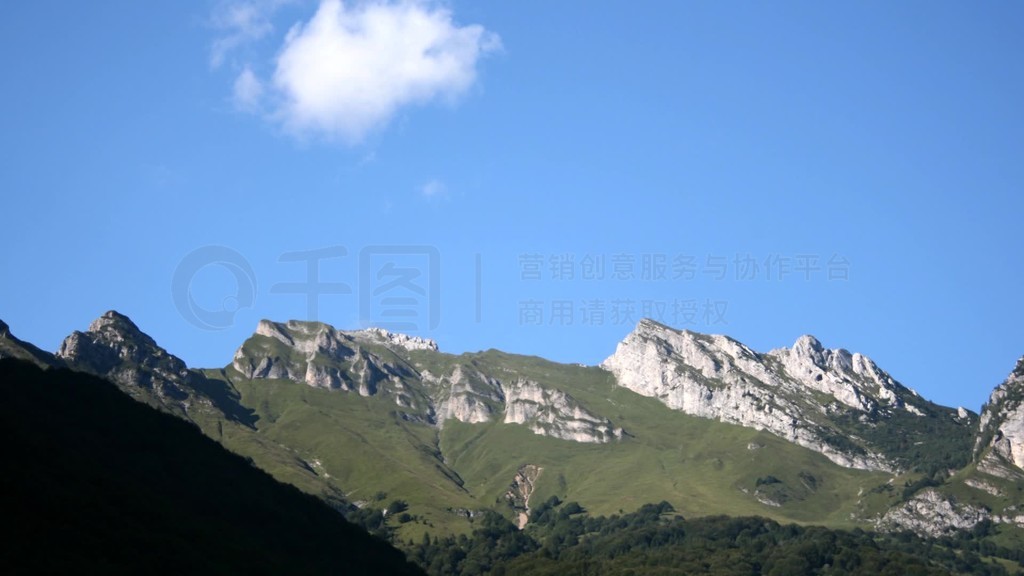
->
(0, 358), (423, 575)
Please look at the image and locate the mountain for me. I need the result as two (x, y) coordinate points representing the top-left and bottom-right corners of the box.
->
(57, 310), (218, 420)
(232, 319), (623, 443)
(601, 319), (975, 473)
(977, 357), (1024, 477)
(55, 312), (353, 508)
(0, 357), (424, 574)
(8, 311), (1024, 544)
(872, 359), (1024, 538)
(0, 318), (62, 369)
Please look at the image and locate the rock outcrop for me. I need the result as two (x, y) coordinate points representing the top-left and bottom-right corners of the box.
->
(233, 319), (623, 444)
(56, 311), (240, 423)
(58, 312), (196, 410)
(601, 319), (961, 471)
(503, 379), (623, 443)
(975, 357), (1024, 476)
(232, 320), (419, 397)
(505, 464), (543, 529)
(767, 335), (911, 413)
(877, 489), (990, 537)
(426, 364), (503, 425)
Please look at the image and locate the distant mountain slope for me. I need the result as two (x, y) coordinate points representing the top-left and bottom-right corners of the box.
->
(56, 310), (250, 423)
(602, 319), (976, 473)
(218, 320), (903, 534)
(52, 311), (355, 508)
(7, 311), (1024, 540)
(0, 358), (423, 574)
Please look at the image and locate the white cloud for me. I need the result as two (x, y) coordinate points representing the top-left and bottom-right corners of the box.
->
(233, 66), (264, 111)
(209, 1), (286, 68)
(420, 178), (447, 198)
(268, 0), (501, 143)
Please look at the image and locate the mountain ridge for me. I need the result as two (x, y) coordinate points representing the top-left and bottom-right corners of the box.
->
(8, 311), (1024, 540)
(601, 318), (974, 472)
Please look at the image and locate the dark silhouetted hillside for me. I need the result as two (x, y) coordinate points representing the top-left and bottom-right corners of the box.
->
(0, 358), (424, 575)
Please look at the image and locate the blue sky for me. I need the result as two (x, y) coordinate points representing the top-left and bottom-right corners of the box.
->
(1, 1), (1022, 411)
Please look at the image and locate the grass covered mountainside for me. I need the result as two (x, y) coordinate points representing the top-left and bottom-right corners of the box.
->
(0, 358), (423, 575)
(6, 312), (1024, 574)
(209, 349), (894, 535)
(206, 336), (981, 539)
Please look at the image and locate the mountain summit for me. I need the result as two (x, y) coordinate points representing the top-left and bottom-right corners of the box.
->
(601, 319), (973, 472)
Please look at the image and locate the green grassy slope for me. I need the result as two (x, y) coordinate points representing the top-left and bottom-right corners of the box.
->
(438, 351), (894, 526)
(214, 365), (481, 535)
(213, 346), (907, 537)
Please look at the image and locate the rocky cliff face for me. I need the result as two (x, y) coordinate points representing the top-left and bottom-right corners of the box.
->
(232, 319), (622, 444)
(766, 335), (913, 414)
(503, 378), (623, 443)
(232, 320), (421, 398)
(59, 312), (193, 404)
(975, 357), (1024, 477)
(56, 311), (231, 422)
(601, 319), (966, 472)
(426, 364), (503, 425)
(877, 489), (991, 537)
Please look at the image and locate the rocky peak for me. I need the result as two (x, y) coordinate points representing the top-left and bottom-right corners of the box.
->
(766, 335), (911, 413)
(57, 311), (199, 416)
(0, 319), (9, 337)
(793, 334), (826, 360)
(89, 310), (147, 336)
(61, 309), (159, 358)
(602, 319), (958, 471)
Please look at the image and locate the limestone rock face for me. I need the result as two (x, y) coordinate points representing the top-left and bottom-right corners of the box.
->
(503, 379), (623, 444)
(233, 319), (623, 444)
(427, 364), (503, 426)
(423, 365), (622, 443)
(600, 319), (947, 471)
(232, 320), (416, 397)
(360, 327), (438, 352)
(976, 357), (1024, 474)
(767, 335), (909, 413)
(56, 311), (209, 419)
(877, 489), (990, 537)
